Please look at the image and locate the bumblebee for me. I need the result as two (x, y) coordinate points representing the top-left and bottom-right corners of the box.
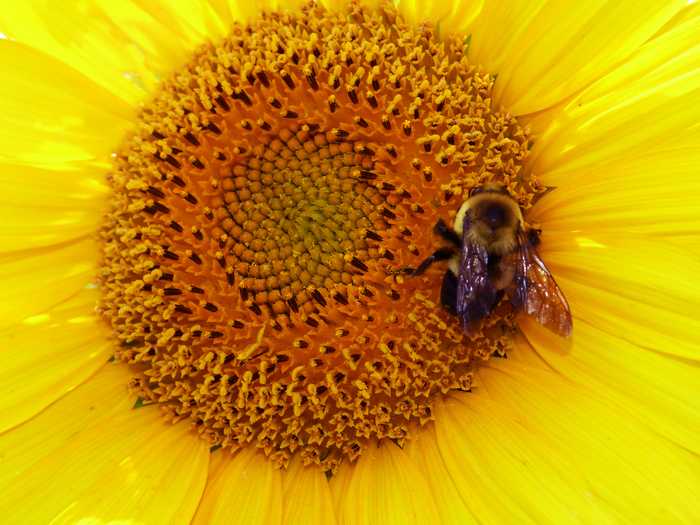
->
(413, 184), (573, 338)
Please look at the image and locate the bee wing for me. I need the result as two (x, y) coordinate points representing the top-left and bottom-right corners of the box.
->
(456, 218), (497, 336)
(511, 230), (573, 338)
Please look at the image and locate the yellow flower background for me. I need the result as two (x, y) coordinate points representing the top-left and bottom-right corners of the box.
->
(0, 0), (699, 524)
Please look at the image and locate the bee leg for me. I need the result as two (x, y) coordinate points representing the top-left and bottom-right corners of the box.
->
(434, 219), (462, 246)
(491, 289), (505, 310)
(528, 227), (542, 247)
(411, 247), (454, 277)
(440, 269), (458, 315)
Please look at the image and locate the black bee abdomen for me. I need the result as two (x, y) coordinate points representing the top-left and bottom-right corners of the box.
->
(441, 269), (458, 315)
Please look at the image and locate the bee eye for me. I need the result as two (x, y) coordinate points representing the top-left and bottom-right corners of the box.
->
(469, 186), (483, 197)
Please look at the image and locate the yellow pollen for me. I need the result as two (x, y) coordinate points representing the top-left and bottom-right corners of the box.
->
(98, 0), (544, 472)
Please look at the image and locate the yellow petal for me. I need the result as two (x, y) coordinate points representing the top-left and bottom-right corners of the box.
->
(94, 0), (226, 74)
(203, 0), (261, 30)
(0, 1), (154, 104)
(0, 362), (138, 489)
(208, 447), (226, 477)
(647, 0), (700, 41)
(666, 233), (700, 255)
(336, 439), (441, 525)
(492, 0), (686, 115)
(468, 0), (549, 73)
(442, 0), (485, 36)
(435, 392), (615, 524)
(507, 329), (556, 369)
(0, 162), (109, 252)
(515, 90), (580, 140)
(191, 446), (283, 525)
(527, 12), (700, 183)
(0, 0), (229, 102)
(520, 315), (700, 455)
(0, 288), (112, 433)
(532, 148), (700, 246)
(486, 2), (700, 138)
(403, 423), (479, 525)
(0, 407), (209, 525)
(479, 360), (700, 523)
(0, 237), (97, 332)
(399, 0), (483, 38)
(0, 39), (133, 166)
(281, 456), (337, 525)
(399, 0), (452, 24)
(535, 231), (700, 360)
(328, 455), (354, 516)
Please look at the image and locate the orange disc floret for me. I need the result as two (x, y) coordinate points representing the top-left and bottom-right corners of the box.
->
(98, 0), (542, 472)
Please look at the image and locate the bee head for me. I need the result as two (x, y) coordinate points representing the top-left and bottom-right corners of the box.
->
(468, 183), (511, 198)
(462, 185), (522, 255)
(480, 201), (510, 230)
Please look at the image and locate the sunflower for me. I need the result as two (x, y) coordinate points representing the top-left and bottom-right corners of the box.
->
(1, 0), (699, 523)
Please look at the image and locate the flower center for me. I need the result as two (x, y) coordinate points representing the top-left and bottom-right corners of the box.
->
(99, 0), (542, 472)
(214, 132), (391, 316)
